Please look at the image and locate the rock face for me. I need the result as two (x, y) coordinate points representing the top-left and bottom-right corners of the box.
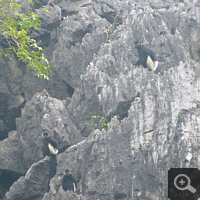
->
(0, 90), (83, 199)
(0, 54), (25, 140)
(4, 156), (54, 200)
(1, 0), (200, 199)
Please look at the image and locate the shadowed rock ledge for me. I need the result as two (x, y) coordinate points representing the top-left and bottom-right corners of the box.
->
(1, 0), (200, 199)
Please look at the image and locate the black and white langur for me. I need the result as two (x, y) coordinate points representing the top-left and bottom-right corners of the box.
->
(62, 169), (77, 192)
(42, 130), (58, 156)
(135, 41), (158, 71)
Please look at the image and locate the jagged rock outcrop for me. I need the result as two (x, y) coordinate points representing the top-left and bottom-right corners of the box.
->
(4, 157), (54, 200)
(0, 90), (83, 199)
(1, 0), (200, 199)
(35, 4), (61, 31)
(0, 54), (25, 140)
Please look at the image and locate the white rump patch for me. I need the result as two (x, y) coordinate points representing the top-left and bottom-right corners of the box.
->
(147, 56), (158, 71)
(73, 182), (76, 192)
(48, 143), (58, 155)
(154, 61), (158, 71)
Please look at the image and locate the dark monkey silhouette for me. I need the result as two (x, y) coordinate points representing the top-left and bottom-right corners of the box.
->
(62, 170), (77, 192)
(135, 41), (158, 71)
(42, 131), (58, 156)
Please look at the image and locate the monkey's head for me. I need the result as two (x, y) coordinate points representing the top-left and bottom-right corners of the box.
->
(42, 131), (50, 139)
(135, 41), (143, 49)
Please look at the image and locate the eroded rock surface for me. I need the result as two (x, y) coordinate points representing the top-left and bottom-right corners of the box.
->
(1, 0), (200, 199)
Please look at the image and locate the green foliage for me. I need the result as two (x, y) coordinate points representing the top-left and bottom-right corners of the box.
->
(84, 115), (110, 130)
(43, 8), (50, 14)
(0, 0), (52, 80)
(103, 32), (110, 43)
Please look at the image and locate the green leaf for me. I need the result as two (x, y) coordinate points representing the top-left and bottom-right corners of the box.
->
(38, 47), (43, 51)
(43, 8), (50, 14)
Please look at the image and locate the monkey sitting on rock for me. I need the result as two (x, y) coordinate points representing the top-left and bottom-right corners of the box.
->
(42, 130), (58, 156)
(135, 41), (158, 71)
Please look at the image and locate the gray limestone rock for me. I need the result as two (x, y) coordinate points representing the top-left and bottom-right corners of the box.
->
(2, 0), (200, 199)
(4, 156), (54, 200)
(0, 53), (25, 139)
(0, 90), (83, 174)
(35, 4), (61, 31)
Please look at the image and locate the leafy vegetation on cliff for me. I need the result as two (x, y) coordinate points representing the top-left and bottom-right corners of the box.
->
(0, 0), (51, 79)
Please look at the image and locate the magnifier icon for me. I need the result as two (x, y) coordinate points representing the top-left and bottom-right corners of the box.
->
(174, 174), (196, 193)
